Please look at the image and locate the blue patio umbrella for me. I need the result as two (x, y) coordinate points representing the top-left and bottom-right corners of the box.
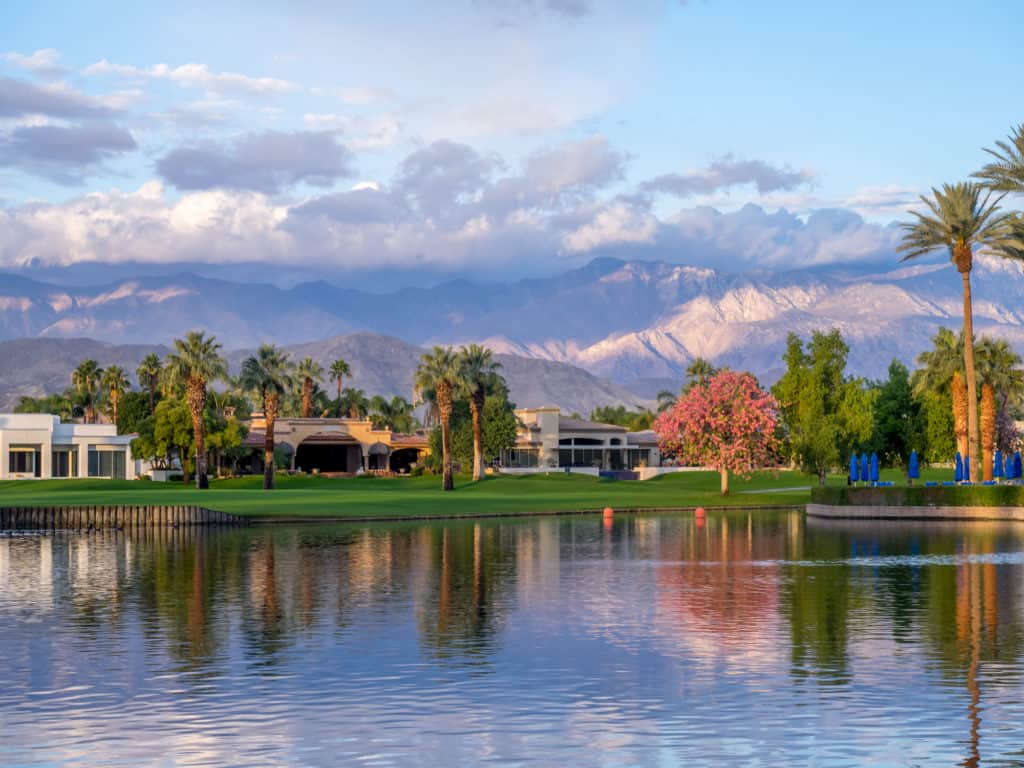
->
(908, 450), (920, 480)
(849, 453), (858, 483)
(870, 452), (880, 483)
(964, 455), (971, 482)
(994, 449), (1003, 479)
(1006, 453), (1014, 481)
(1015, 451), (1022, 480)
(861, 453), (869, 485)
(954, 452), (963, 482)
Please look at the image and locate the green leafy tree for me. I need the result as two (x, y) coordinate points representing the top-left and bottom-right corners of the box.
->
(866, 360), (923, 467)
(136, 353), (163, 415)
(239, 344), (295, 490)
(416, 346), (465, 491)
(164, 331), (228, 490)
(590, 405), (655, 431)
(15, 393), (74, 420)
(338, 387), (369, 419)
(432, 393), (518, 474)
(115, 390), (152, 435)
(898, 182), (1014, 480)
(772, 329), (875, 485)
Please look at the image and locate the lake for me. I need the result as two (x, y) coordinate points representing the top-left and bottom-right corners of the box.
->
(2, 510), (1024, 766)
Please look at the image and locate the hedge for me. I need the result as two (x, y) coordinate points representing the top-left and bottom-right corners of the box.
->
(810, 484), (1024, 508)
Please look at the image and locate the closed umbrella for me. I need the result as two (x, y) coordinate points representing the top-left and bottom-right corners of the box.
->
(908, 450), (920, 483)
(994, 449), (1003, 480)
(955, 452), (963, 483)
(870, 452), (880, 484)
(965, 454), (971, 482)
(1005, 453), (1014, 481)
(849, 453), (858, 484)
(1015, 451), (1022, 480)
(861, 454), (869, 485)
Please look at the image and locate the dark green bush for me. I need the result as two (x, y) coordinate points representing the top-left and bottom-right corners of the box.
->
(811, 484), (1024, 507)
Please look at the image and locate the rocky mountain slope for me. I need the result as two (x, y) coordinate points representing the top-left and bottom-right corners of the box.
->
(2, 255), (1023, 395)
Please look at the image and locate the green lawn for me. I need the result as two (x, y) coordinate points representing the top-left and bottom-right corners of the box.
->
(0, 465), (957, 520)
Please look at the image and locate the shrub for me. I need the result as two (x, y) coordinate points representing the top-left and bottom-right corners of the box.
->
(811, 484), (1024, 507)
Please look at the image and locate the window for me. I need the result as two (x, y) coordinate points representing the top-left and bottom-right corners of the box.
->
(52, 447), (78, 478)
(502, 448), (539, 468)
(9, 445), (41, 477)
(88, 446), (126, 479)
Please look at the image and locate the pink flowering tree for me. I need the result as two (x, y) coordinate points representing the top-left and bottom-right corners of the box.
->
(654, 369), (780, 495)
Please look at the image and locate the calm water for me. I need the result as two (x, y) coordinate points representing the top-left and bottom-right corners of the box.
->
(2, 511), (1024, 767)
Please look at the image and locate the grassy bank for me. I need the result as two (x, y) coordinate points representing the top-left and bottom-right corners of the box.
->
(0, 466), (955, 520)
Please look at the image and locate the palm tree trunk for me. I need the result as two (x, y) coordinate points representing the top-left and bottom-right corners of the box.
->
(961, 269), (980, 481)
(111, 390), (120, 428)
(187, 376), (209, 489)
(438, 383), (453, 491)
(981, 383), (995, 482)
(953, 371), (969, 460)
(264, 393), (278, 490)
(302, 377), (313, 418)
(147, 385), (155, 415)
(470, 387), (485, 481)
(337, 377), (342, 401)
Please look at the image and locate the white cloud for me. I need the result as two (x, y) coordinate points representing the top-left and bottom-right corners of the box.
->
(83, 59), (297, 96)
(302, 113), (401, 150)
(1, 49), (66, 78)
(562, 202), (658, 252)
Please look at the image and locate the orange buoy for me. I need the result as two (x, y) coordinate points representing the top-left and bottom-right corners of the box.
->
(694, 507), (706, 518)
(603, 507), (614, 517)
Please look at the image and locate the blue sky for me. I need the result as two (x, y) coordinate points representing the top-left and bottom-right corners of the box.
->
(1, 0), (1022, 279)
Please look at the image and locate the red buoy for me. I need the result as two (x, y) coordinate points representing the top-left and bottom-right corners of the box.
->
(603, 507), (614, 517)
(695, 507), (706, 518)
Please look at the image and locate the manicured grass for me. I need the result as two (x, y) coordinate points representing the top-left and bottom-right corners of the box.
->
(0, 465), (961, 520)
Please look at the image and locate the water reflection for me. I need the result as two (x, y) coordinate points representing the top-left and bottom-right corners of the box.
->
(1, 512), (1024, 766)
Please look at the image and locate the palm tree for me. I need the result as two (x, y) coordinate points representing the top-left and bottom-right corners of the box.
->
(101, 365), (130, 428)
(239, 344), (295, 490)
(416, 346), (463, 491)
(976, 123), (1024, 193)
(164, 331), (228, 490)
(71, 359), (103, 424)
(684, 357), (717, 392)
(339, 387), (369, 419)
(136, 353), (163, 415)
(329, 359), (351, 401)
(898, 183), (1014, 481)
(656, 389), (678, 413)
(296, 357), (324, 418)
(369, 395), (416, 433)
(458, 344), (501, 481)
(976, 337), (1024, 467)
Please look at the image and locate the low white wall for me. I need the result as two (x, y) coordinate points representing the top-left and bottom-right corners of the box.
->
(807, 503), (1024, 521)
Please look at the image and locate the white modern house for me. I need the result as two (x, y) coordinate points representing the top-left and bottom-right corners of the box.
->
(0, 414), (136, 480)
(501, 407), (662, 475)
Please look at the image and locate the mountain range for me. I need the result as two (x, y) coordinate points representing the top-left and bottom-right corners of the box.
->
(2, 254), (1023, 404)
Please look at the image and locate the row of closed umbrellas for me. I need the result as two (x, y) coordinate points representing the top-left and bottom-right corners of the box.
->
(849, 450), (1023, 483)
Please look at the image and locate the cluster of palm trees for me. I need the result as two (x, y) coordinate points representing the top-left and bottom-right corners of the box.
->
(414, 344), (502, 491)
(656, 357), (718, 412)
(898, 123), (1024, 481)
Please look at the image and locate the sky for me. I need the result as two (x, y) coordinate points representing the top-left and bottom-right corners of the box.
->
(1, 0), (1022, 283)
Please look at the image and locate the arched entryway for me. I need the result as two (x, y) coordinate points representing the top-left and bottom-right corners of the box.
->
(295, 433), (362, 474)
(366, 442), (390, 471)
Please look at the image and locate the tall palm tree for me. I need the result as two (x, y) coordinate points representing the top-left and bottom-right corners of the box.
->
(71, 359), (103, 424)
(164, 331), (228, 490)
(329, 359), (351, 401)
(101, 365), (130, 429)
(976, 336), (1024, 466)
(656, 389), (678, 413)
(136, 353), (163, 415)
(898, 183), (1013, 481)
(239, 344), (295, 490)
(458, 344), (501, 481)
(416, 346), (463, 491)
(296, 357), (324, 418)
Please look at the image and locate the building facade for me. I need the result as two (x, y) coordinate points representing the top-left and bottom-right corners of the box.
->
(242, 416), (429, 474)
(0, 414), (136, 480)
(502, 408), (661, 471)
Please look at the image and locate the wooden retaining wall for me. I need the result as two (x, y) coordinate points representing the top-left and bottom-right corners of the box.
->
(0, 505), (246, 530)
